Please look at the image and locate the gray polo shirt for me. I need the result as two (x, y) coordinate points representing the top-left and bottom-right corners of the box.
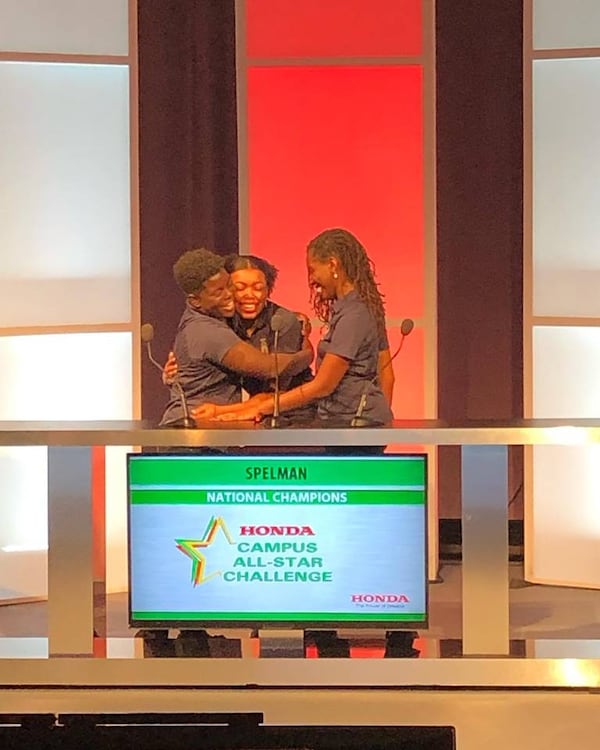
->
(231, 300), (313, 397)
(160, 304), (242, 425)
(316, 290), (392, 425)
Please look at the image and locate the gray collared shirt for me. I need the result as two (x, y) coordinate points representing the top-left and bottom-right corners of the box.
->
(160, 304), (242, 425)
(231, 300), (313, 396)
(316, 290), (392, 425)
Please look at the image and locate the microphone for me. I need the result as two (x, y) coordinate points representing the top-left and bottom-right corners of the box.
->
(141, 323), (195, 429)
(351, 318), (414, 428)
(400, 318), (414, 337)
(269, 309), (287, 428)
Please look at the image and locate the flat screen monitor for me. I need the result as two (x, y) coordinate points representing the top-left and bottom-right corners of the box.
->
(127, 453), (427, 630)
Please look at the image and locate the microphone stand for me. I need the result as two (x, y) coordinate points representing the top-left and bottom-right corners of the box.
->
(350, 319), (415, 428)
(270, 330), (280, 428)
(169, 380), (195, 429)
(266, 307), (298, 428)
(142, 328), (195, 429)
(351, 392), (369, 428)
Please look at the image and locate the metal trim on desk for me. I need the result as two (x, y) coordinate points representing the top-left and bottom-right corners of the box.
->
(1, 418), (600, 446)
(0, 657), (598, 688)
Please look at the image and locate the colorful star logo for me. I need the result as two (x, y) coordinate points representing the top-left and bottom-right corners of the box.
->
(175, 516), (235, 586)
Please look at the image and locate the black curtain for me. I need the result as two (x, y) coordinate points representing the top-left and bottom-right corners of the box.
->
(436, 0), (524, 516)
(138, 0), (238, 422)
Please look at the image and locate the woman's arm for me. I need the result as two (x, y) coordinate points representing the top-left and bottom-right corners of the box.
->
(275, 352), (348, 410)
(221, 340), (312, 379)
(192, 393), (271, 421)
(378, 348), (395, 406)
(275, 311), (314, 390)
(161, 346), (311, 390)
(212, 353), (349, 421)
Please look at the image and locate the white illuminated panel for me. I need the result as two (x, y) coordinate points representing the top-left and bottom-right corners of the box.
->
(0, 0), (128, 56)
(531, 640), (600, 658)
(533, 326), (600, 417)
(0, 550), (48, 601)
(531, 445), (600, 586)
(529, 327), (600, 587)
(0, 332), (132, 601)
(0, 2), (137, 610)
(0, 448), (47, 551)
(533, 58), (600, 317)
(0, 445), (48, 600)
(533, 0), (600, 50)
(105, 446), (131, 593)
(0, 62), (131, 327)
(0, 639), (48, 658)
(0, 332), (132, 420)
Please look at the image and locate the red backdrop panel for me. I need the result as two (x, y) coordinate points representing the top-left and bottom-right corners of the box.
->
(245, 0), (422, 58)
(247, 65), (424, 323)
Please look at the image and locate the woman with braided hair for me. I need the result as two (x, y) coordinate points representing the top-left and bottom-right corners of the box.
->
(196, 228), (394, 426)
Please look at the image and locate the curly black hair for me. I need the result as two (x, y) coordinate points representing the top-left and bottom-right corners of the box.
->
(173, 248), (226, 295)
(224, 254), (279, 295)
(307, 228), (386, 340)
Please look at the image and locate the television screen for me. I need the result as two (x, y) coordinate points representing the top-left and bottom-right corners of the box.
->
(127, 453), (427, 629)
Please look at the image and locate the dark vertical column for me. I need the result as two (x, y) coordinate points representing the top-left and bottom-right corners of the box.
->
(138, 0), (239, 421)
(436, 0), (524, 517)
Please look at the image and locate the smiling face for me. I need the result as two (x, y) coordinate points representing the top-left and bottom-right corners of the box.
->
(230, 267), (269, 320)
(306, 249), (339, 300)
(188, 269), (235, 318)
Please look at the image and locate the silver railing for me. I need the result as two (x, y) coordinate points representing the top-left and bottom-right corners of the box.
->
(0, 418), (599, 689)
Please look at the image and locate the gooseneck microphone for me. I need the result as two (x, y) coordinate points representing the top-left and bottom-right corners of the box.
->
(351, 317), (415, 428)
(399, 317), (415, 338)
(269, 309), (287, 428)
(141, 323), (195, 429)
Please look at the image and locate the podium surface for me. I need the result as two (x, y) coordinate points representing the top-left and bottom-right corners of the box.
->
(1, 418), (599, 674)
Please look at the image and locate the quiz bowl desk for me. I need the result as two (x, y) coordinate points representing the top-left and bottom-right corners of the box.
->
(1, 417), (599, 664)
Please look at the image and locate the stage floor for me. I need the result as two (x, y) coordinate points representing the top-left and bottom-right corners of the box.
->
(2, 563), (600, 750)
(2, 562), (600, 658)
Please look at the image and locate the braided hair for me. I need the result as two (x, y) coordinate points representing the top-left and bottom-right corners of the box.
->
(307, 228), (386, 340)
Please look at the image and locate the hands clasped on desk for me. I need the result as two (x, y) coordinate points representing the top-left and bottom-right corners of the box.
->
(192, 394), (272, 423)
